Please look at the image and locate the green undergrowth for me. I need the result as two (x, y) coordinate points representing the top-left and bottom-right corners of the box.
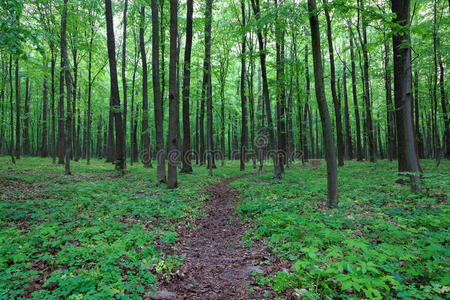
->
(232, 160), (450, 299)
(0, 157), (244, 299)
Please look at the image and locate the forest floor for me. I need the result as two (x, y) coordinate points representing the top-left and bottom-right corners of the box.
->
(149, 177), (286, 299)
(0, 157), (449, 299)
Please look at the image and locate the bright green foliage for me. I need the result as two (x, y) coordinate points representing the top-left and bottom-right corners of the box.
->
(232, 160), (450, 299)
(0, 157), (242, 298)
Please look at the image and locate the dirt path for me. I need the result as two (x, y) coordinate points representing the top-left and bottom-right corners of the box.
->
(146, 177), (276, 299)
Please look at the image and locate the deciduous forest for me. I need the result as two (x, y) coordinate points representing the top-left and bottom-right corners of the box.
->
(0, 0), (449, 298)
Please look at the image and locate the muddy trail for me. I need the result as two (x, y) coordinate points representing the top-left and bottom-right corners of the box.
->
(147, 177), (280, 299)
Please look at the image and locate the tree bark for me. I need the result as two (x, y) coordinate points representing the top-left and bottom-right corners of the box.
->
(342, 63), (352, 160)
(384, 38), (396, 161)
(167, 0), (179, 188)
(323, 0), (344, 166)
(349, 28), (363, 161)
(9, 57), (15, 164)
(180, 0), (194, 174)
(205, 0), (213, 175)
(391, 0), (421, 192)
(105, 0), (126, 172)
(308, 0), (338, 207)
(23, 77), (30, 156)
(151, 0), (167, 179)
(139, 6), (152, 168)
(60, 0), (72, 175)
(15, 58), (20, 159)
(250, 0), (281, 179)
(122, 0), (128, 168)
(240, 0), (248, 171)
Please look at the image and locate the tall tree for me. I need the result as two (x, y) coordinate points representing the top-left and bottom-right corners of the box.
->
(140, 6), (152, 168)
(105, 0), (126, 171)
(250, 0), (281, 179)
(167, 0), (179, 188)
(205, 0), (214, 175)
(323, 0), (344, 166)
(180, 0), (194, 174)
(23, 77), (30, 155)
(308, 0), (338, 207)
(357, 0), (376, 162)
(151, 0), (167, 180)
(342, 62), (352, 160)
(60, 0), (72, 175)
(349, 27), (363, 161)
(15, 58), (20, 159)
(9, 57), (16, 164)
(391, 0), (421, 192)
(121, 0), (128, 168)
(240, 0), (248, 171)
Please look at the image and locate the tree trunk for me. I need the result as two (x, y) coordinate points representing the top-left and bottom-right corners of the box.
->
(250, 0), (281, 179)
(391, 0), (421, 192)
(205, 0), (213, 175)
(414, 71), (424, 158)
(9, 57), (15, 164)
(304, 44), (311, 160)
(240, 0), (248, 171)
(140, 6), (152, 168)
(60, 0), (72, 175)
(308, 0), (338, 207)
(15, 58), (20, 159)
(323, 0), (344, 166)
(167, 0), (179, 188)
(151, 0), (167, 179)
(105, 0), (126, 172)
(41, 67), (48, 157)
(343, 62), (352, 160)
(180, 0), (194, 174)
(384, 38), (396, 161)
(349, 28), (363, 161)
(357, 0), (376, 162)
(50, 46), (56, 164)
(23, 77), (30, 156)
(122, 0), (128, 168)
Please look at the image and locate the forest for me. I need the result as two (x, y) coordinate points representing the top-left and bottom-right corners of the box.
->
(0, 0), (449, 298)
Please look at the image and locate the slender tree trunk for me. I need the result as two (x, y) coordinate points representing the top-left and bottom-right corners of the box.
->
(9, 57), (15, 164)
(323, 0), (344, 166)
(240, 0), (248, 171)
(41, 68), (48, 157)
(122, 0), (128, 168)
(15, 58), (20, 159)
(414, 71), (424, 158)
(23, 77), (30, 156)
(140, 6), (152, 168)
(160, 0), (166, 120)
(50, 46), (56, 164)
(349, 29), (363, 161)
(391, 0), (421, 192)
(303, 44), (311, 160)
(151, 0), (167, 179)
(180, 0), (194, 174)
(384, 38), (396, 161)
(205, 0), (213, 175)
(130, 27), (139, 164)
(308, 0), (338, 207)
(87, 27), (94, 165)
(357, 0), (376, 162)
(167, 0), (179, 188)
(60, 0), (72, 175)
(105, 0), (126, 172)
(250, 0), (281, 179)
(343, 63), (352, 160)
